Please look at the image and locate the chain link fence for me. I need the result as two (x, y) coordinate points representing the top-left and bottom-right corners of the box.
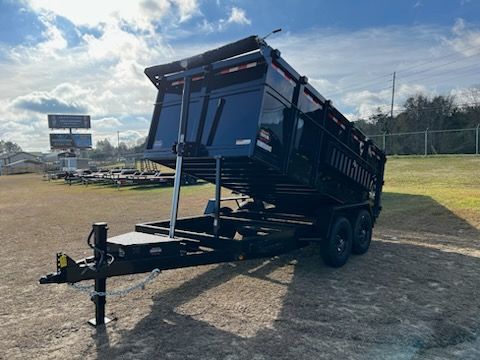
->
(368, 125), (480, 156)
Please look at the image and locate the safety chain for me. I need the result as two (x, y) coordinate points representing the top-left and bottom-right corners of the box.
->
(69, 268), (161, 297)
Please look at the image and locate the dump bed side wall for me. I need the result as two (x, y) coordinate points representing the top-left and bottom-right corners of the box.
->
(145, 52), (267, 160)
(250, 57), (386, 210)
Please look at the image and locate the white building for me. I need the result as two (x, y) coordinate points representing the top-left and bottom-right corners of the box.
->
(0, 152), (43, 175)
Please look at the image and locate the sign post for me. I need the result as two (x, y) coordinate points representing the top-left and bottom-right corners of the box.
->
(48, 114), (91, 129)
(48, 114), (93, 171)
(49, 134), (92, 149)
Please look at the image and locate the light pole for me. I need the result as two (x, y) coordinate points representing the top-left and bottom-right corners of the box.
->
(117, 131), (120, 162)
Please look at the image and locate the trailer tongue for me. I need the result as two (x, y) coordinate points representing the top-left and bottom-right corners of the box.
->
(40, 35), (386, 327)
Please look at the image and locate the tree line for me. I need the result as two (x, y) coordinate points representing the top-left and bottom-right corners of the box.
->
(355, 90), (480, 154)
(89, 138), (146, 160)
(0, 140), (22, 155)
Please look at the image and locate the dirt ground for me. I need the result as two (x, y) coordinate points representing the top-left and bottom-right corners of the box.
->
(1, 174), (479, 360)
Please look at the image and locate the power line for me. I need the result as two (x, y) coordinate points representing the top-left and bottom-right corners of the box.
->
(396, 54), (480, 82)
(354, 66), (480, 117)
(395, 43), (480, 75)
(407, 65), (480, 87)
(329, 43), (480, 96)
(328, 73), (392, 96)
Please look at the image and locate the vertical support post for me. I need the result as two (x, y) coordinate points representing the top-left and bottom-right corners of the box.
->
(476, 124), (479, 155)
(382, 132), (386, 152)
(88, 222), (111, 327)
(214, 156), (222, 239)
(285, 76), (306, 174)
(169, 77), (192, 239)
(424, 128), (428, 156)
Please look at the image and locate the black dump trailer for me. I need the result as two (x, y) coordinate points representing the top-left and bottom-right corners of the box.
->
(40, 35), (386, 326)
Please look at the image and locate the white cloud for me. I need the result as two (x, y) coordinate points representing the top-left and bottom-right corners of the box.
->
(27, 0), (200, 33)
(227, 7), (251, 25)
(1, 5), (480, 151)
(197, 6), (251, 33)
(37, 13), (68, 52)
(173, 0), (200, 22)
(28, 0), (140, 28)
(93, 117), (123, 129)
(9, 83), (92, 114)
(444, 18), (480, 56)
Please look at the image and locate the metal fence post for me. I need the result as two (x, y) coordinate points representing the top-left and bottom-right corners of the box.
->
(367, 126), (480, 156)
(424, 128), (428, 156)
(476, 124), (479, 155)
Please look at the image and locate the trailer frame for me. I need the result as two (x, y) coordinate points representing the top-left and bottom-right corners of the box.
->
(39, 35), (384, 327)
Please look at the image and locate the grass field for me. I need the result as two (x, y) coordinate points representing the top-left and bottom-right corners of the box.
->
(379, 155), (480, 237)
(0, 155), (479, 359)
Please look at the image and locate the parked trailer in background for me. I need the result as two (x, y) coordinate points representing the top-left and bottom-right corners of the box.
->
(40, 35), (386, 327)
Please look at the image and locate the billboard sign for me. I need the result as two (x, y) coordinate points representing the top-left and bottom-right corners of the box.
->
(50, 133), (92, 149)
(48, 114), (91, 129)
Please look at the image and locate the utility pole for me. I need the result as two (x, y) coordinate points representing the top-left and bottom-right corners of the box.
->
(390, 71), (396, 126)
(117, 131), (120, 162)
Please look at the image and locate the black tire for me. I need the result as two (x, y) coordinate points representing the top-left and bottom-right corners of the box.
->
(181, 175), (197, 185)
(321, 216), (352, 267)
(238, 200), (265, 212)
(187, 175), (198, 185)
(218, 207), (237, 238)
(352, 210), (373, 255)
(219, 206), (233, 215)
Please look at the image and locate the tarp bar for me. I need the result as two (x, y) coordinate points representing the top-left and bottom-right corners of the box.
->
(144, 35), (261, 82)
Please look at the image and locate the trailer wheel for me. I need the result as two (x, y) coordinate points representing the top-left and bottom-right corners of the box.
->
(181, 175), (197, 185)
(218, 207), (237, 238)
(321, 216), (352, 267)
(187, 175), (198, 185)
(352, 210), (372, 255)
(238, 200), (265, 212)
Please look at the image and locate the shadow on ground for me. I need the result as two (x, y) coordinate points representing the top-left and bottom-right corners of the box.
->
(93, 193), (480, 359)
(379, 192), (479, 239)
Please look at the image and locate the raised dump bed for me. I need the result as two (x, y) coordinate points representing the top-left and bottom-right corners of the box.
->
(144, 36), (385, 214)
(40, 35), (386, 327)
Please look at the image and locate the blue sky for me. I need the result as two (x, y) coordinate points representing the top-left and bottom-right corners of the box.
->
(0, 0), (479, 151)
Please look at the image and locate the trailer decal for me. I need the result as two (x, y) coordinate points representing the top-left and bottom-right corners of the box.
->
(259, 129), (271, 142)
(171, 75), (204, 86)
(219, 61), (258, 75)
(329, 114), (346, 130)
(271, 62), (296, 86)
(256, 139), (272, 152)
(236, 139), (252, 145)
(304, 91), (323, 108)
(331, 147), (373, 188)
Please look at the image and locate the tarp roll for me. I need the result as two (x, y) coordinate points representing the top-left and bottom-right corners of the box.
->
(144, 35), (261, 81)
